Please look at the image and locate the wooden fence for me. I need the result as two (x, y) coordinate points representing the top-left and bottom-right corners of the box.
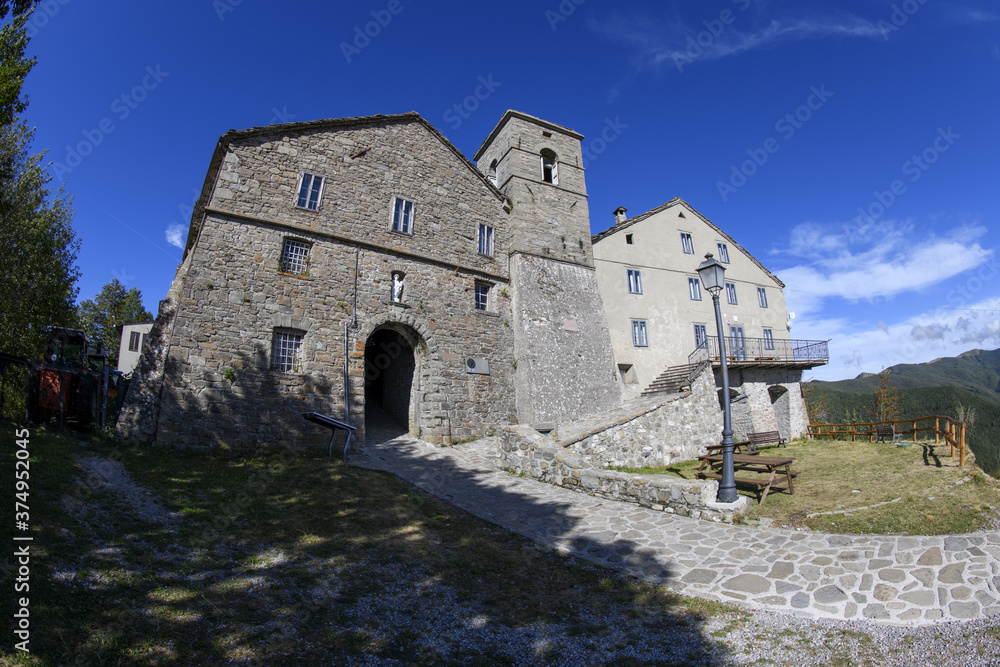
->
(808, 415), (966, 467)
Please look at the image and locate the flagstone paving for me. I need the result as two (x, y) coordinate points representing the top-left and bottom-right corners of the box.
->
(350, 430), (1000, 627)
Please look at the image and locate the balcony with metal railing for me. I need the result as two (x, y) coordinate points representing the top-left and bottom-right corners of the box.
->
(688, 337), (829, 369)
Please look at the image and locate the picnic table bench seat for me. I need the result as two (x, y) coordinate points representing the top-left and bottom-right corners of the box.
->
(696, 453), (797, 504)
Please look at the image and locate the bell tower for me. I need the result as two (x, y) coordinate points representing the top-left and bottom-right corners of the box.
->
(474, 111), (621, 427)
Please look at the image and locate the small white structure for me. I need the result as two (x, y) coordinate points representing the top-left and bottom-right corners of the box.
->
(118, 322), (153, 375)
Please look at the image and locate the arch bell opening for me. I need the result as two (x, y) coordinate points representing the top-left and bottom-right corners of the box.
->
(363, 324), (425, 439)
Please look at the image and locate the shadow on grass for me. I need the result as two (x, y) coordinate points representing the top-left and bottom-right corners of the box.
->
(2, 419), (729, 666)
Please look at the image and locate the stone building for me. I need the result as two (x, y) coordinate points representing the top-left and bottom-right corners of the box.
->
(592, 199), (827, 440)
(118, 111), (621, 449)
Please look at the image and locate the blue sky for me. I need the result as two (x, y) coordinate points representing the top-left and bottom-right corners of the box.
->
(18, 0), (1000, 381)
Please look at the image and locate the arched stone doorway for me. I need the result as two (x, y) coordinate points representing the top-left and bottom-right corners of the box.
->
(364, 325), (422, 437)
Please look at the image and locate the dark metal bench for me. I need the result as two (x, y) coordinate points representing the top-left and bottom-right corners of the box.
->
(301, 412), (357, 457)
(747, 430), (785, 451)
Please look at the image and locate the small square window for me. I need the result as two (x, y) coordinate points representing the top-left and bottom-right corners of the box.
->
(391, 197), (415, 234)
(627, 269), (642, 294)
(474, 282), (491, 311)
(128, 331), (141, 352)
(726, 282), (738, 305)
(688, 277), (702, 301)
(757, 287), (768, 308)
(681, 232), (694, 255)
(272, 329), (304, 373)
(631, 320), (648, 347)
(295, 173), (324, 210)
(717, 243), (730, 263)
(763, 328), (775, 350)
(478, 224), (494, 256)
(625, 234), (633, 245)
(694, 324), (708, 349)
(280, 238), (311, 275)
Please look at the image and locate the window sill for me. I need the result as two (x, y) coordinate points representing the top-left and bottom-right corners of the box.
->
(475, 309), (500, 317)
(277, 271), (312, 280)
(385, 300), (412, 309)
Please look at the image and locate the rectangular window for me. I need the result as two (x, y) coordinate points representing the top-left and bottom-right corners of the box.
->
(627, 269), (642, 294)
(717, 242), (730, 263)
(272, 329), (303, 373)
(763, 328), (775, 350)
(128, 331), (141, 352)
(474, 283), (490, 311)
(757, 287), (768, 308)
(631, 320), (648, 347)
(391, 197), (415, 234)
(726, 282), (738, 305)
(680, 232), (694, 254)
(280, 238), (311, 274)
(688, 277), (702, 301)
(478, 224), (494, 256)
(694, 324), (708, 349)
(295, 173), (323, 210)
(625, 234), (633, 245)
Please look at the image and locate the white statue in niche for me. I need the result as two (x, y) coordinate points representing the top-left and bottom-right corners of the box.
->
(391, 272), (404, 303)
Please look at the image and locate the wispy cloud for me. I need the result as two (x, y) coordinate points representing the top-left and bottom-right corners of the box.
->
(774, 220), (992, 315)
(591, 8), (881, 71)
(165, 223), (186, 250)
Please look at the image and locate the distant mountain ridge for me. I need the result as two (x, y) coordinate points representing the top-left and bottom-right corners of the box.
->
(814, 348), (1000, 404)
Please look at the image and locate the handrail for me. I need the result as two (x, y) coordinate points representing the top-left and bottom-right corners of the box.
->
(695, 337), (829, 364)
(808, 415), (966, 466)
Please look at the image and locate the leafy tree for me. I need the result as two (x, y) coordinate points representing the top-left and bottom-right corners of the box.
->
(77, 279), (153, 366)
(868, 367), (901, 423)
(0, 0), (37, 130)
(0, 120), (79, 359)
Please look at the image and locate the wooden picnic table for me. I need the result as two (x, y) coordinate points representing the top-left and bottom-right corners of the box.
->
(696, 453), (796, 504)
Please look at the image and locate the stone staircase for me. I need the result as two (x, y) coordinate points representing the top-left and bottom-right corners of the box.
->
(641, 362), (706, 397)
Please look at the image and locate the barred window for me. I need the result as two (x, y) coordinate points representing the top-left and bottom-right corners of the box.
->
(280, 238), (311, 274)
(272, 329), (304, 373)
(295, 173), (324, 210)
(475, 283), (490, 311)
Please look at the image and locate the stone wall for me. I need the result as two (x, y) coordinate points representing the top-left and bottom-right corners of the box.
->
(562, 363), (722, 468)
(724, 367), (809, 441)
(510, 254), (621, 427)
(495, 425), (747, 523)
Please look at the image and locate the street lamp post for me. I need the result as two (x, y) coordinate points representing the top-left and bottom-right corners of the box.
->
(697, 253), (738, 503)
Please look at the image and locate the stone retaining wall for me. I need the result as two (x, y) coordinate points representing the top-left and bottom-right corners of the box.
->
(562, 363), (722, 468)
(496, 425), (747, 523)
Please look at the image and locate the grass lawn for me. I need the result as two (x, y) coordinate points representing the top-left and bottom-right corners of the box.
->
(611, 438), (1000, 535)
(1, 423), (735, 666)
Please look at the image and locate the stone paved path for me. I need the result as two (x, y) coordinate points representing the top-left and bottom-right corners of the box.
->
(350, 429), (1000, 627)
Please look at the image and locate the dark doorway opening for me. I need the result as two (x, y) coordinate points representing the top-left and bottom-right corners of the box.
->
(364, 327), (416, 436)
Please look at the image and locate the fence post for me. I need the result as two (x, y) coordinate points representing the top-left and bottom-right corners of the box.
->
(935, 417), (939, 444)
(960, 423), (966, 467)
(912, 420), (917, 444)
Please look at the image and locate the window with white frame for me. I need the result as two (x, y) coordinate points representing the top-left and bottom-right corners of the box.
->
(271, 329), (304, 373)
(694, 324), (708, 349)
(763, 328), (775, 350)
(688, 277), (702, 301)
(540, 149), (558, 184)
(391, 197), (415, 234)
(627, 268), (642, 294)
(474, 282), (491, 311)
(717, 242), (731, 263)
(631, 319), (648, 347)
(128, 331), (141, 352)
(681, 232), (694, 254)
(478, 224), (494, 256)
(726, 282), (738, 305)
(295, 172), (324, 210)
(280, 238), (311, 274)
(757, 287), (768, 308)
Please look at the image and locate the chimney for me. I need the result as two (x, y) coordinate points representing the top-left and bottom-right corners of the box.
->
(613, 206), (628, 225)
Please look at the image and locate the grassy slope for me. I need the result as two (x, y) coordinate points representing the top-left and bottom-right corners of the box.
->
(807, 384), (1000, 477)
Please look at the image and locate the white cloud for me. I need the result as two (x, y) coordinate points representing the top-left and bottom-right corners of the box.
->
(775, 221), (992, 316)
(591, 9), (881, 71)
(165, 224), (186, 249)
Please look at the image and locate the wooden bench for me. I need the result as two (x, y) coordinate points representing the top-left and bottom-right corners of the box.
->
(874, 424), (902, 444)
(696, 453), (797, 504)
(705, 441), (757, 456)
(748, 430), (785, 451)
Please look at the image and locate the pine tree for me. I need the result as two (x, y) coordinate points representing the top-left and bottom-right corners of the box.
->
(77, 280), (153, 367)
